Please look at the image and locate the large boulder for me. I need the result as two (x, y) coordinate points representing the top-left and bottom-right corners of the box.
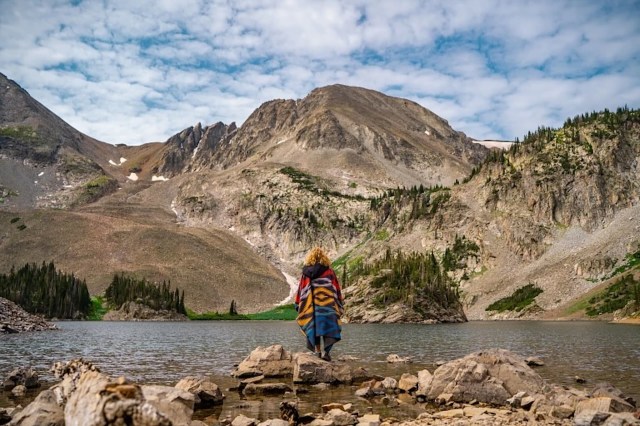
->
(175, 376), (225, 409)
(233, 345), (293, 378)
(292, 353), (371, 384)
(64, 374), (172, 426)
(7, 389), (64, 426)
(426, 348), (545, 405)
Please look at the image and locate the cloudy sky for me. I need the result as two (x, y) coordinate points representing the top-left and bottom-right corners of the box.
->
(1, 0), (639, 145)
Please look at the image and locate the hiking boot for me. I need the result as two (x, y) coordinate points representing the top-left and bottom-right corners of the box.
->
(321, 352), (331, 362)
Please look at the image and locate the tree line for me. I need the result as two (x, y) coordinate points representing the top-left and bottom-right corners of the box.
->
(351, 247), (462, 310)
(105, 273), (187, 315)
(0, 261), (90, 319)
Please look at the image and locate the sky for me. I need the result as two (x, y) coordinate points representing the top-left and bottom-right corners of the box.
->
(1, 0), (639, 146)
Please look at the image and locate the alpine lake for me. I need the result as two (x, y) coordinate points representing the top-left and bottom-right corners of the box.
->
(1, 320), (639, 422)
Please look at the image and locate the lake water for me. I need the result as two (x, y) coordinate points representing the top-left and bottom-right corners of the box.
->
(1, 321), (639, 421)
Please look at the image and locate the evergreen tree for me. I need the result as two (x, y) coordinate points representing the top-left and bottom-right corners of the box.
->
(0, 261), (91, 319)
(104, 273), (188, 314)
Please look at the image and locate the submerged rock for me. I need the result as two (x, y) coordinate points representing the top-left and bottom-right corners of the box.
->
(3, 367), (40, 391)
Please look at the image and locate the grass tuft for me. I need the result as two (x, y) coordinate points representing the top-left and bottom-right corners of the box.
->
(87, 296), (109, 320)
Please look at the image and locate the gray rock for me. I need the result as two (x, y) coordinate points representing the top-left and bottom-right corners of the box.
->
(603, 412), (640, 426)
(325, 408), (356, 426)
(11, 385), (26, 398)
(8, 389), (64, 426)
(141, 385), (195, 425)
(3, 367), (40, 391)
(576, 397), (636, 416)
(233, 345), (293, 378)
(397, 373), (418, 393)
(386, 354), (411, 363)
(355, 387), (373, 398)
(257, 419), (289, 426)
(415, 369), (432, 396)
(175, 376), (225, 408)
(242, 382), (292, 396)
(293, 353), (369, 384)
(380, 377), (397, 390)
(426, 348), (544, 405)
(574, 410), (611, 426)
(591, 382), (637, 408)
(64, 373), (172, 426)
(232, 414), (258, 426)
(357, 414), (380, 426)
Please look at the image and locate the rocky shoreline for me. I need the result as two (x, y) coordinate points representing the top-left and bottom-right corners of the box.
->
(1, 347), (638, 425)
(102, 301), (188, 321)
(0, 297), (57, 334)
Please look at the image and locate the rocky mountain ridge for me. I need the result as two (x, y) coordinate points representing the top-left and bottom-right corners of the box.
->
(1, 71), (639, 321)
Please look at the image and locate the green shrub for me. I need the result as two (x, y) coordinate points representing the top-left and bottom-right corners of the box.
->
(17, 224), (26, 231)
(87, 296), (109, 320)
(486, 284), (543, 312)
(586, 273), (639, 316)
(10, 217), (20, 224)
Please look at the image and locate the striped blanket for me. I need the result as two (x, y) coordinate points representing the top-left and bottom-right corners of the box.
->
(295, 264), (344, 351)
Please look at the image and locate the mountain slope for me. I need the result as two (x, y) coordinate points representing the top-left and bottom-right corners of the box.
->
(156, 85), (487, 189)
(342, 107), (640, 320)
(0, 74), (289, 313)
(0, 73), (120, 209)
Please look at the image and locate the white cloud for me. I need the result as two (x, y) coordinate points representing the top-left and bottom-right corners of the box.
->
(0, 0), (638, 145)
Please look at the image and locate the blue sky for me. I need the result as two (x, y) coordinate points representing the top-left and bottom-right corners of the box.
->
(1, 0), (639, 145)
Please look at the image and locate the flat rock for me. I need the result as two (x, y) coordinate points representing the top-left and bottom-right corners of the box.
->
(233, 345), (293, 378)
(242, 382), (292, 396)
(232, 414), (258, 426)
(293, 353), (369, 384)
(325, 408), (357, 426)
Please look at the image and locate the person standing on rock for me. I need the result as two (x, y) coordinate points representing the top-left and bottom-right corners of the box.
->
(295, 247), (344, 361)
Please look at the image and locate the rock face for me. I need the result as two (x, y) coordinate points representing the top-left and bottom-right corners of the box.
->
(102, 301), (188, 321)
(0, 297), (57, 334)
(425, 348), (545, 405)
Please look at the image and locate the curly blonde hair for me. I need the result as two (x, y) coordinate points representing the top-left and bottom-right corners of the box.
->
(303, 247), (331, 267)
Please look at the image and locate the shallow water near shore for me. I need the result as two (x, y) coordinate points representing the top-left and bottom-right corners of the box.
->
(1, 320), (639, 420)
